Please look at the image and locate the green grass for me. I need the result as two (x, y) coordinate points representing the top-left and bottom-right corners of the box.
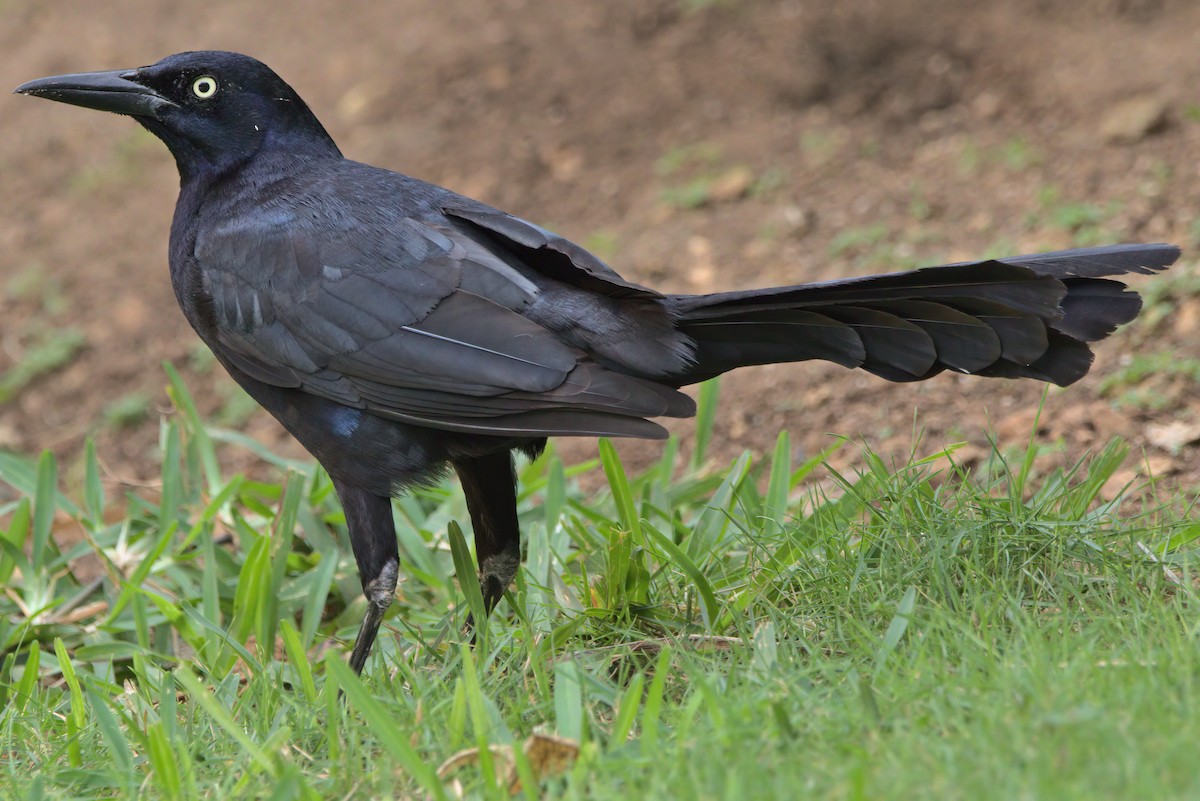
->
(6, 266), (68, 317)
(67, 129), (158, 195)
(582, 230), (619, 263)
(956, 136), (1042, 177)
(1098, 350), (1200, 409)
(825, 222), (941, 271)
(827, 223), (890, 259)
(1, 371), (1199, 799)
(1029, 186), (1123, 248)
(102, 392), (153, 430)
(1130, 258), (1200, 335)
(2, 267), (88, 407)
(654, 141), (776, 210)
(0, 327), (87, 404)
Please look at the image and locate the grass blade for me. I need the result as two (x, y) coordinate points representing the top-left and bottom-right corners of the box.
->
(691, 378), (721, 471)
(609, 672), (645, 746)
(31, 451), (58, 577)
(554, 660), (585, 741)
(875, 585), (917, 673)
(448, 520), (488, 639)
(645, 525), (720, 627)
(326, 655), (446, 799)
(764, 431), (791, 535)
(279, 619), (317, 703)
(599, 438), (641, 540)
(83, 439), (105, 529)
(174, 668), (274, 774)
(86, 688), (134, 780)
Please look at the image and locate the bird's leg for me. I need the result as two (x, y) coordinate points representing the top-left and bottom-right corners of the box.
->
(348, 572), (394, 674)
(452, 452), (521, 636)
(332, 480), (399, 674)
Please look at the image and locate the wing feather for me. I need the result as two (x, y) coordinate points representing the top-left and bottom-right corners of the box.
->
(197, 208), (692, 437)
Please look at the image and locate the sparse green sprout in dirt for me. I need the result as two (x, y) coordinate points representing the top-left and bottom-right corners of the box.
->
(6, 266), (68, 317)
(582, 230), (619, 262)
(214, 380), (260, 427)
(957, 136), (1042, 177)
(186, 342), (218, 374)
(66, 129), (157, 195)
(824, 222), (937, 270)
(1119, 259), (1200, 336)
(1097, 350), (1200, 411)
(827, 222), (889, 259)
(1030, 185), (1122, 247)
(0, 327), (86, 404)
(655, 141), (777, 210)
(102, 392), (152, 429)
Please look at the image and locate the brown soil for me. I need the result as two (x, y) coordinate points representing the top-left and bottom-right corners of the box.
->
(3, 0), (1200, 500)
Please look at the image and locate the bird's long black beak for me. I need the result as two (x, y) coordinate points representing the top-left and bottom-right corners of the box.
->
(13, 69), (174, 119)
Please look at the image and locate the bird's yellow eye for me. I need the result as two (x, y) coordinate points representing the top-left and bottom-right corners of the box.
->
(191, 76), (218, 99)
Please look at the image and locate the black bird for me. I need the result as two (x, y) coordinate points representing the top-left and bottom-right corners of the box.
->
(16, 52), (1179, 672)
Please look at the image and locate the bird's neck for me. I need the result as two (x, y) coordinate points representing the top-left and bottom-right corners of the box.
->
(145, 118), (341, 187)
(172, 147), (333, 235)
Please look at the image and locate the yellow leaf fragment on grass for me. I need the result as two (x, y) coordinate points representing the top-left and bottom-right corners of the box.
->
(435, 734), (580, 797)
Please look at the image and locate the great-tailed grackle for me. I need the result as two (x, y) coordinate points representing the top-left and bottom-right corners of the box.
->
(16, 52), (1179, 673)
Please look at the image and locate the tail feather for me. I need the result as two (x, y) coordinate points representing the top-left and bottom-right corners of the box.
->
(943, 298), (1049, 364)
(870, 300), (1001, 373)
(823, 306), (936, 376)
(668, 243), (1179, 387)
(1056, 277), (1145, 341)
(975, 242), (1178, 278)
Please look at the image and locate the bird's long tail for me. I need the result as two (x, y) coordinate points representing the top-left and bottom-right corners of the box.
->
(666, 243), (1180, 387)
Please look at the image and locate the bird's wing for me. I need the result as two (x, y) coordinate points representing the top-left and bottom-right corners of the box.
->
(194, 214), (691, 438)
(441, 203), (663, 300)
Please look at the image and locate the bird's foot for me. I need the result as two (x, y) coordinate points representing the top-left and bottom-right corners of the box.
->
(461, 554), (520, 643)
(348, 558), (398, 674)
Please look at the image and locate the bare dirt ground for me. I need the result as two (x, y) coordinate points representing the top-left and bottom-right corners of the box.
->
(3, 0), (1200, 500)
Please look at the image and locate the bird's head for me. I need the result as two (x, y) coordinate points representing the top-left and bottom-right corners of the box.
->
(15, 51), (340, 180)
